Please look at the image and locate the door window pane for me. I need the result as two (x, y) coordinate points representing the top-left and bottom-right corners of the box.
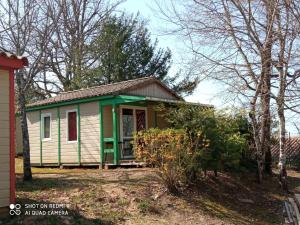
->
(43, 116), (50, 139)
(68, 111), (77, 141)
(122, 109), (134, 137)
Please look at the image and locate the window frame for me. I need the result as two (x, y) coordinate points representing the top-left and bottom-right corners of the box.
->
(41, 112), (52, 141)
(66, 109), (78, 143)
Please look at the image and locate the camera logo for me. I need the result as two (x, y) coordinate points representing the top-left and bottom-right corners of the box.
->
(9, 204), (21, 216)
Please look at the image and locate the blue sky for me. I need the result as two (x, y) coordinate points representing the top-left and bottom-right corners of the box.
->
(118, 0), (223, 107)
(118, 0), (299, 135)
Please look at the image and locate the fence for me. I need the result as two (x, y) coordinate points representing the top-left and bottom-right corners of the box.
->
(271, 135), (300, 168)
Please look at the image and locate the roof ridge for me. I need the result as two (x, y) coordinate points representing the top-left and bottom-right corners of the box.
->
(60, 77), (155, 95)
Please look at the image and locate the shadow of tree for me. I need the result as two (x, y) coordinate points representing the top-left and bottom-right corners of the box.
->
(14, 168), (298, 225)
(177, 172), (285, 225)
(16, 171), (160, 192)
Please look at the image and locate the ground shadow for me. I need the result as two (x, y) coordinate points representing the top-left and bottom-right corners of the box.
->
(177, 172), (287, 225)
(17, 171), (160, 192)
(1, 198), (114, 225)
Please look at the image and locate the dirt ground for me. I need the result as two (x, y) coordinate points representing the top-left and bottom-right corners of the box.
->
(2, 157), (300, 225)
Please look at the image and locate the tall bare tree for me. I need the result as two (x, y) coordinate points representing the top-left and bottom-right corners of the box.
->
(273, 0), (300, 190)
(39, 0), (123, 93)
(0, 0), (55, 180)
(156, 0), (300, 183)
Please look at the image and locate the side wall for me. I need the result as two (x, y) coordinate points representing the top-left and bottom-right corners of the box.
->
(27, 101), (170, 165)
(80, 102), (100, 164)
(28, 102), (104, 165)
(147, 104), (170, 129)
(27, 111), (41, 164)
(60, 105), (78, 164)
(41, 108), (58, 164)
(0, 69), (10, 207)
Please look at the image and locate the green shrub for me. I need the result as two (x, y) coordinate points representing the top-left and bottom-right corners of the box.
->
(134, 128), (203, 192)
(133, 104), (250, 192)
(165, 104), (249, 174)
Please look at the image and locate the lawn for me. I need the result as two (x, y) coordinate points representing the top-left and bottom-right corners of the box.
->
(3, 157), (300, 225)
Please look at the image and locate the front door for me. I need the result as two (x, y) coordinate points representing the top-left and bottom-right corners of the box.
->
(120, 107), (147, 159)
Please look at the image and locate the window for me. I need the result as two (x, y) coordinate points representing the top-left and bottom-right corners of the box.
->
(136, 109), (146, 131)
(42, 113), (51, 140)
(67, 110), (77, 142)
(122, 109), (134, 137)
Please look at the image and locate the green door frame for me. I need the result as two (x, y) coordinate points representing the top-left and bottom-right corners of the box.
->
(99, 95), (146, 166)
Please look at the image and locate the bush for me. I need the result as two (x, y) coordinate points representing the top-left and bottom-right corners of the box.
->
(134, 128), (205, 193)
(165, 104), (249, 173)
(133, 104), (250, 192)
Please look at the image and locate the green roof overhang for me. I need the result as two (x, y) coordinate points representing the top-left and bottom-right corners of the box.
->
(26, 94), (146, 112)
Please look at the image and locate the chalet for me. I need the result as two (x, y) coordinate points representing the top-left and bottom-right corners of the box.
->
(25, 77), (208, 167)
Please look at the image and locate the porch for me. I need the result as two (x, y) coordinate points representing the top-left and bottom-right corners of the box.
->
(99, 95), (173, 166)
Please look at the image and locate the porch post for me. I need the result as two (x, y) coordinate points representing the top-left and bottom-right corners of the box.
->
(112, 104), (119, 165)
(39, 110), (42, 166)
(77, 104), (81, 165)
(57, 107), (61, 165)
(99, 103), (104, 165)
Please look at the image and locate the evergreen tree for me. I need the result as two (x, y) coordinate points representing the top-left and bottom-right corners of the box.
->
(85, 14), (198, 96)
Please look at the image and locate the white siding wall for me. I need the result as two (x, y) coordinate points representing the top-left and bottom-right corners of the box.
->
(40, 108), (58, 164)
(80, 102), (100, 164)
(126, 83), (178, 100)
(60, 106), (78, 164)
(27, 95), (172, 165)
(27, 111), (40, 164)
(0, 69), (10, 207)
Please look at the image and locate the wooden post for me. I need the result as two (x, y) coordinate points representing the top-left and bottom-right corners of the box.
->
(112, 104), (119, 165)
(57, 107), (61, 165)
(99, 103), (104, 166)
(77, 105), (81, 165)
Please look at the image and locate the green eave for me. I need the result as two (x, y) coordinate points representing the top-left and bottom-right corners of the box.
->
(26, 94), (146, 112)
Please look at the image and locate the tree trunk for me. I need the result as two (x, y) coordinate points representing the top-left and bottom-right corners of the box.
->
(249, 101), (264, 184)
(265, 145), (272, 175)
(16, 72), (32, 181)
(278, 99), (288, 191)
(260, 54), (272, 176)
(260, 0), (274, 177)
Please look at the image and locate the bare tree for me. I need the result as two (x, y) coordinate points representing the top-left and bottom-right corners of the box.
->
(40, 0), (123, 93)
(0, 0), (55, 180)
(272, 0), (300, 190)
(156, 0), (300, 183)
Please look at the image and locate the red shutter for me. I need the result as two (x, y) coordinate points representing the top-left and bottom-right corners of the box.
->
(136, 110), (146, 132)
(68, 111), (77, 141)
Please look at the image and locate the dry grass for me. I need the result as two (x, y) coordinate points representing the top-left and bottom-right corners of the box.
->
(2, 157), (300, 225)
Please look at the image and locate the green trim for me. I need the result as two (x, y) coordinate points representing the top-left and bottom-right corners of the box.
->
(100, 95), (146, 106)
(104, 137), (114, 142)
(99, 103), (104, 164)
(121, 102), (147, 107)
(98, 95), (145, 166)
(39, 110), (42, 166)
(77, 105), (81, 164)
(27, 94), (146, 112)
(118, 95), (146, 100)
(26, 95), (115, 112)
(112, 104), (119, 165)
(57, 107), (61, 165)
(104, 148), (114, 153)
